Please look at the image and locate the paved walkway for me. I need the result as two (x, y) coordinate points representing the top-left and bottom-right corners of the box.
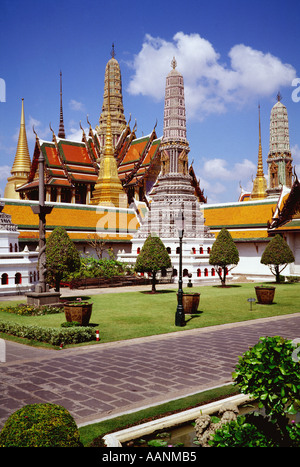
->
(1, 311), (300, 430)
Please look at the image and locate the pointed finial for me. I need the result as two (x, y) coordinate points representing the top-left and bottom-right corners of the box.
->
(277, 91), (282, 102)
(58, 71), (66, 138)
(111, 43), (116, 59)
(171, 57), (177, 70)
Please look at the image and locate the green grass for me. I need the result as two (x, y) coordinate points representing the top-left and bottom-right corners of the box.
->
(0, 282), (299, 346)
(79, 383), (238, 446)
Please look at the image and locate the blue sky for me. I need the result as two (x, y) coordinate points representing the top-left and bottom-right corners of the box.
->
(0, 0), (300, 203)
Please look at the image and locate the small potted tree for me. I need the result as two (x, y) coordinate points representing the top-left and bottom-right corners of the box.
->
(46, 227), (92, 325)
(256, 234), (295, 304)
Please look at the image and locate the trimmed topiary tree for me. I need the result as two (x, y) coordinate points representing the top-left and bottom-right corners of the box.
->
(0, 403), (82, 447)
(209, 228), (239, 286)
(260, 234), (295, 283)
(46, 226), (81, 292)
(135, 234), (171, 293)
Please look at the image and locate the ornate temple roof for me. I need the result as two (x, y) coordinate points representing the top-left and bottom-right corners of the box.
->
(203, 198), (277, 241)
(2, 199), (138, 243)
(268, 174), (300, 233)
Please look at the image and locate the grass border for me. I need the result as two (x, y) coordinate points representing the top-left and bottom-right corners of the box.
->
(79, 383), (239, 447)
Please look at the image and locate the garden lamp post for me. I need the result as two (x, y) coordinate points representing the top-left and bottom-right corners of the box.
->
(175, 210), (185, 327)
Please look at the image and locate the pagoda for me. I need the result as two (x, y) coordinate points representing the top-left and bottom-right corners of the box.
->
(90, 66), (127, 208)
(96, 44), (127, 149)
(266, 93), (293, 197)
(119, 58), (215, 283)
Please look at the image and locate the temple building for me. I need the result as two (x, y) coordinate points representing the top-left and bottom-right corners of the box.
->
(0, 201), (38, 295)
(1, 49), (300, 283)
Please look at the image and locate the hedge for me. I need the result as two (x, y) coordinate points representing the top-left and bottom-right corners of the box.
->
(0, 320), (96, 346)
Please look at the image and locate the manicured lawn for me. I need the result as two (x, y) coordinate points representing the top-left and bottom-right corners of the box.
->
(0, 282), (299, 346)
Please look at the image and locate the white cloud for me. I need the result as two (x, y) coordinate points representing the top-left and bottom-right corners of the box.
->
(67, 125), (88, 141)
(291, 144), (300, 176)
(128, 32), (296, 119)
(202, 157), (256, 181)
(69, 99), (85, 111)
(26, 116), (51, 142)
(0, 165), (11, 180)
(197, 157), (257, 203)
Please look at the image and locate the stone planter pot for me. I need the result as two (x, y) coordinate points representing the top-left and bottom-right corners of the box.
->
(255, 286), (275, 305)
(64, 302), (93, 326)
(178, 293), (200, 313)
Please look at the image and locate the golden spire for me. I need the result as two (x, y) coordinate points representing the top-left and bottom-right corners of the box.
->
(251, 105), (267, 200)
(4, 98), (32, 199)
(90, 64), (127, 207)
(11, 98), (31, 174)
(96, 45), (127, 148)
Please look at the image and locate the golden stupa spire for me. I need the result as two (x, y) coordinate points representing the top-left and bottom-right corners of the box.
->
(251, 105), (267, 200)
(90, 64), (127, 207)
(4, 98), (32, 199)
(11, 98), (31, 174)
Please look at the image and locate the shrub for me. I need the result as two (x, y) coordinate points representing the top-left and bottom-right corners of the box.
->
(209, 414), (276, 447)
(68, 257), (133, 280)
(0, 320), (95, 345)
(232, 336), (300, 417)
(209, 336), (300, 447)
(0, 403), (82, 447)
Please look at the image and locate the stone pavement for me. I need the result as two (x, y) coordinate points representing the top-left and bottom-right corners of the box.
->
(1, 312), (300, 430)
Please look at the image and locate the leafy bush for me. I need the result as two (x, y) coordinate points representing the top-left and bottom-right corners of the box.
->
(286, 276), (300, 283)
(0, 320), (95, 345)
(68, 257), (133, 280)
(209, 336), (300, 447)
(209, 414), (276, 447)
(232, 336), (300, 417)
(0, 403), (82, 447)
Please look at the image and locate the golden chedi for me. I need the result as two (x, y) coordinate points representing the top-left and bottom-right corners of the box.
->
(4, 99), (31, 199)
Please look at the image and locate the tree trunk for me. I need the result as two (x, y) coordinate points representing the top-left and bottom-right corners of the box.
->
(151, 271), (157, 293)
(220, 267), (226, 287)
(55, 275), (61, 293)
(275, 265), (280, 284)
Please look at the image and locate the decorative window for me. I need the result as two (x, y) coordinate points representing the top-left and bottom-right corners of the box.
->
(15, 273), (22, 285)
(1, 273), (8, 285)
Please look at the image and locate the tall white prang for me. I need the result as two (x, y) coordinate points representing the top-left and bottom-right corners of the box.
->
(119, 58), (216, 284)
